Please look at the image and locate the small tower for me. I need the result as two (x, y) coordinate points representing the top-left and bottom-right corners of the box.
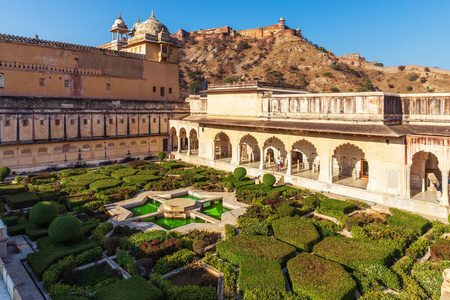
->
(279, 17), (286, 30)
(109, 13), (130, 50)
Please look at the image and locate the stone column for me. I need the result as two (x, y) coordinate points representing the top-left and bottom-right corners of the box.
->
(259, 149), (264, 170)
(236, 144), (241, 165)
(286, 153), (292, 175)
(442, 170), (449, 206)
(405, 164), (412, 199)
(187, 137), (191, 155)
(318, 155), (332, 183)
(177, 136), (181, 153)
(168, 135), (172, 152)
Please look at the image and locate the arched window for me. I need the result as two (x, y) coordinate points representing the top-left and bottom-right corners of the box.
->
(0, 73), (4, 88)
(38, 148), (48, 155)
(3, 150), (14, 157)
(54, 146), (62, 153)
(82, 145), (91, 151)
(95, 144), (103, 150)
(21, 149), (32, 156)
(141, 140), (147, 145)
(69, 145), (77, 152)
(108, 143), (115, 149)
(119, 142), (126, 148)
(130, 141), (137, 147)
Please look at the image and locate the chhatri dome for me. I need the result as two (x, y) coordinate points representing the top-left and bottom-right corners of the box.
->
(132, 11), (169, 36)
(111, 13), (128, 31)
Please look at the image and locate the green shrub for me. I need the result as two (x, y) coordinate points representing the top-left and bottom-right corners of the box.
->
(239, 259), (285, 293)
(25, 225), (49, 241)
(318, 198), (356, 214)
(406, 237), (431, 259)
(0, 167), (11, 181)
(151, 274), (215, 300)
(411, 261), (448, 298)
(110, 168), (137, 179)
(6, 193), (40, 209)
(303, 196), (319, 209)
(116, 250), (136, 275)
(27, 236), (97, 279)
(272, 216), (320, 252)
(89, 179), (122, 192)
(3, 216), (19, 226)
(203, 253), (236, 296)
(94, 276), (164, 300)
(225, 224), (236, 239)
(122, 175), (162, 186)
(162, 161), (183, 170)
(431, 238), (450, 261)
(92, 222), (114, 244)
(233, 167), (247, 181)
(387, 208), (430, 235)
(29, 201), (58, 227)
(153, 249), (195, 274)
(157, 152), (166, 162)
(216, 235), (296, 267)
(313, 237), (396, 271)
(359, 291), (399, 300)
(0, 184), (26, 195)
(243, 289), (306, 300)
(392, 256), (428, 299)
(287, 253), (356, 300)
(238, 217), (270, 235)
(48, 215), (82, 243)
(277, 203), (296, 217)
(7, 221), (30, 236)
(262, 174), (276, 188)
(358, 262), (400, 290)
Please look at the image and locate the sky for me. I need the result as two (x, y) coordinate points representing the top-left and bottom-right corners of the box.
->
(1, 0), (449, 69)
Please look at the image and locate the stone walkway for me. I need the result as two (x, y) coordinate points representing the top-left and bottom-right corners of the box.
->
(3, 236), (45, 300)
(0, 280), (11, 300)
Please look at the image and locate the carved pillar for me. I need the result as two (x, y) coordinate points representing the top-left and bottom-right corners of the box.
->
(177, 136), (181, 153)
(442, 170), (449, 206)
(286, 153), (292, 175)
(259, 149), (264, 170)
(168, 135), (172, 152)
(232, 144), (240, 165)
(405, 164), (412, 199)
(187, 137), (191, 155)
(318, 155), (332, 183)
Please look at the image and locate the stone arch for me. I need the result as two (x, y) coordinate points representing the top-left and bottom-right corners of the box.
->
(179, 128), (188, 151)
(291, 139), (318, 171)
(240, 134), (261, 163)
(263, 136), (287, 169)
(410, 151), (442, 196)
(170, 127), (178, 151)
(332, 143), (367, 180)
(214, 132), (232, 159)
(189, 128), (199, 153)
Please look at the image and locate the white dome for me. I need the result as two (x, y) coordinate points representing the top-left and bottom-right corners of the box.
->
(111, 13), (128, 30)
(133, 11), (169, 35)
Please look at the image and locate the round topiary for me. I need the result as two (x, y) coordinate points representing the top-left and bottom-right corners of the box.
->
(263, 174), (276, 189)
(48, 215), (82, 243)
(233, 167), (247, 181)
(157, 152), (166, 162)
(29, 201), (58, 228)
(0, 167), (11, 181)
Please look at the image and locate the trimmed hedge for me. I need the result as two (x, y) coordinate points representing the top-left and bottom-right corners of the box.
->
(3, 216), (19, 226)
(287, 253), (356, 300)
(431, 238), (450, 261)
(25, 225), (49, 241)
(216, 235), (296, 267)
(0, 184), (26, 195)
(272, 216), (320, 252)
(262, 174), (276, 188)
(238, 259), (285, 294)
(153, 249), (195, 275)
(111, 168), (138, 179)
(313, 237), (396, 271)
(136, 170), (159, 176)
(89, 179), (122, 192)
(162, 161), (183, 170)
(318, 198), (356, 214)
(93, 276), (164, 300)
(122, 175), (162, 186)
(27, 237), (97, 279)
(387, 208), (431, 235)
(7, 221), (31, 236)
(234, 167), (247, 181)
(6, 193), (40, 209)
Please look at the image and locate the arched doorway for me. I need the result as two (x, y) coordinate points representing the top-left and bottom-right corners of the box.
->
(189, 129), (199, 155)
(263, 137), (287, 171)
(291, 139), (319, 179)
(214, 132), (232, 161)
(179, 128), (188, 151)
(410, 151), (442, 199)
(170, 127), (178, 151)
(239, 134), (260, 167)
(332, 143), (368, 189)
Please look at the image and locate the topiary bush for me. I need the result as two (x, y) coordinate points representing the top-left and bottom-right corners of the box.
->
(157, 152), (166, 162)
(262, 174), (276, 189)
(0, 167), (11, 181)
(48, 215), (82, 243)
(233, 167), (247, 181)
(3, 216), (19, 226)
(193, 240), (208, 256)
(29, 201), (58, 228)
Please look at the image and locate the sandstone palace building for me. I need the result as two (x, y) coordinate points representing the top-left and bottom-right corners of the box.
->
(170, 82), (450, 219)
(0, 12), (188, 172)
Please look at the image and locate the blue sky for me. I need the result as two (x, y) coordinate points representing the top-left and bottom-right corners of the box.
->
(1, 0), (449, 69)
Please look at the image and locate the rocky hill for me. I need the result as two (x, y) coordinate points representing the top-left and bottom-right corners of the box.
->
(177, 33), (450, 97)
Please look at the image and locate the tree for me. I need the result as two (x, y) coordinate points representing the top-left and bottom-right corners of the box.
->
(157, 152), (166, 163)
(0, 167), (11, 181)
